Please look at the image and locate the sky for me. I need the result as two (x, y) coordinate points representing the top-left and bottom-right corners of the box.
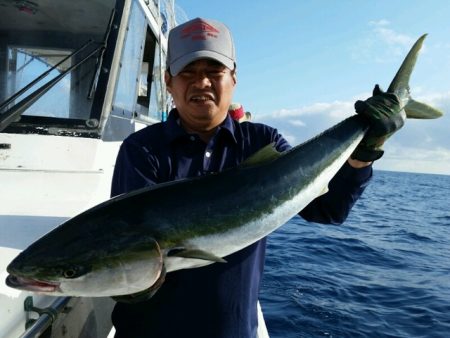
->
(176, 0), (450, 175)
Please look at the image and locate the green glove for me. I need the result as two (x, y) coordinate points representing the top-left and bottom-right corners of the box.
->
(351, 84), (406, 162)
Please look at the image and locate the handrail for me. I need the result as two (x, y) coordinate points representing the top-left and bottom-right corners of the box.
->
(87, 9), (116, 100)
(19, 297), (71, 338)
(0, 39), (95, 112)
(0, 44), (103, 132)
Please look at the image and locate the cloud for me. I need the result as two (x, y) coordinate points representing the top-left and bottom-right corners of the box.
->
(416, 90), (450, 107)
(256, 90), (450, 175)
(368, 20), (415, 47)
(377, 145), (450, 175)
(289, 120), (306, 127)
(351, 20), (417, 63)
(369, 19), (390, 27)
(266, 100), (356, 120)
(257, 99), (359, 146)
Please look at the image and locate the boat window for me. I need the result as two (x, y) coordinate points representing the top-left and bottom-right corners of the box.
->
(113, 1), (147, 119)
(0, 0), (116, 133)
(136, 31), (167, 122)
(112, 1), (167, 123)
(147, 39), (168, 122)
(5, 47), (72, 118)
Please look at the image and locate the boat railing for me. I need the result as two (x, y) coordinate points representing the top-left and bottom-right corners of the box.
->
(18, 296), (71, 338)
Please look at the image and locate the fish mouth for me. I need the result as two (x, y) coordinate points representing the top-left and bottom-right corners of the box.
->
(6, 274), (60, 293)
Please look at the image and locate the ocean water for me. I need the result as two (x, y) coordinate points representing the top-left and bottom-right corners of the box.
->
(260, 170), (450, 338)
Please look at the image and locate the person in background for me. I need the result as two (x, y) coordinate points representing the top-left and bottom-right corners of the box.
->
(110, 17), (405, 338)
(229, 102), (252, 122)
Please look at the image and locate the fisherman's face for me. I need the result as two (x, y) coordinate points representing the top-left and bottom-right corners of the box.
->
(165, 59), (236, 133)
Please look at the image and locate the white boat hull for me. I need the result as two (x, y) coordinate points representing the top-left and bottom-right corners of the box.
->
(0, 133), (121, 337)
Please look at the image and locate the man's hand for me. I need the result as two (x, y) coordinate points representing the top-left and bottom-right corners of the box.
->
(347, 157), (372, 168)
(351, 84), (406, 162)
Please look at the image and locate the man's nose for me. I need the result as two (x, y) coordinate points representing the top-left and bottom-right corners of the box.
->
(192, 72), (212, 87)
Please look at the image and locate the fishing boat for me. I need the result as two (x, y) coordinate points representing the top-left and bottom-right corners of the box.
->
(0, 0), (272, 336)
(0, 0), (178, 336)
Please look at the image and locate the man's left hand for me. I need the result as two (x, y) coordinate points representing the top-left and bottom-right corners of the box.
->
(351, 84), (406, 162)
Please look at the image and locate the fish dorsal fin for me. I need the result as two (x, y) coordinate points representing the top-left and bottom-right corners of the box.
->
(405, 99), (444, 119)
(167, 248), (227, 263)
(240, 143), (283, 168)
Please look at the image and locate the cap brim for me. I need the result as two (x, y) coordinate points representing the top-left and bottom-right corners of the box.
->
(169, 51), (235, 76)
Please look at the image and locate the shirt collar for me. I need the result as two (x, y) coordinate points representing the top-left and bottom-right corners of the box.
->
(165, 108), (238, 145)
(164, 109), (187, 143)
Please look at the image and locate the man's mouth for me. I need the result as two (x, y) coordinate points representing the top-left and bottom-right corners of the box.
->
(6, 274), (60, 292)
(190, 94), (214, 103)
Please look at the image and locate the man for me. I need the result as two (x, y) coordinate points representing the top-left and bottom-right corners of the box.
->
(110, 17), (404, 338)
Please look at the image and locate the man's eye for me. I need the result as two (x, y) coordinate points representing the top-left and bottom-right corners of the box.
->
(207, 69), (225, 76)
(179, 70), (195, 76)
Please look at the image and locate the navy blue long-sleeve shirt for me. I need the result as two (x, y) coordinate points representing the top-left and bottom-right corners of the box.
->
(111, 109), (372, 338)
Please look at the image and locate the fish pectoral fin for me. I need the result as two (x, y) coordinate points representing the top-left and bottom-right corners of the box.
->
(318, 185), (329, 196)
(167, 247), (227, 263)
(112, 265), (167, 304)
(240, 143), (283, 168)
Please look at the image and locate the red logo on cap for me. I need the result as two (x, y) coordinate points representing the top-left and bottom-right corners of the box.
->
(181, 19), (219, 41)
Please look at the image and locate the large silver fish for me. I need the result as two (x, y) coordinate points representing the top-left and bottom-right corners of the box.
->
(6, 35), (442, 298)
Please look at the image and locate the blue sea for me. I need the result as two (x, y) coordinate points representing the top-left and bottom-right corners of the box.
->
(260, 170), (450, 338)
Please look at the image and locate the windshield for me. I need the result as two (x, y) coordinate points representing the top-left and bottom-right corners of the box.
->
(0, 0), (116, 123)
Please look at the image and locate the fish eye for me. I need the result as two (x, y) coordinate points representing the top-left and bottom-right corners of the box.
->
(63, 269), (77, 278)
(62, 266), (84, 279)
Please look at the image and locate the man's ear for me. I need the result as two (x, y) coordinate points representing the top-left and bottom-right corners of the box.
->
(164, 71), (172, 93)
(231, 68), (237, 85)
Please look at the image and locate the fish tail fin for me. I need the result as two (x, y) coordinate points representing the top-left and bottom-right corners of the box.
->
(387, 33), (443, 120)
(405, 99), (443, 119)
